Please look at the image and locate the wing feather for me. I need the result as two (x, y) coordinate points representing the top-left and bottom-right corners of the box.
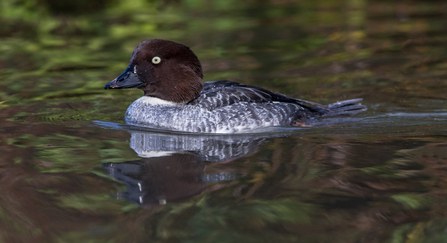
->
(189, 80), (327, 113)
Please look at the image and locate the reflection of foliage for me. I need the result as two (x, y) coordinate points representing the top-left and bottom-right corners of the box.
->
(0, 127), (140, 242)
(153, 198), (314, 243)
(8, 133), (139, 171)
(391, 194), (430, 210)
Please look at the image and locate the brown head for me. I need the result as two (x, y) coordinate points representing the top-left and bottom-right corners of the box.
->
(104, 39), (204, 103)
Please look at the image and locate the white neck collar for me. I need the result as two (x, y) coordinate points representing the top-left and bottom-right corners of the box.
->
(137, 96), (185, 106)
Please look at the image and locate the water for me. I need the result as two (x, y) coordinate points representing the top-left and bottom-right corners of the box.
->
(1, 0), (447, 242)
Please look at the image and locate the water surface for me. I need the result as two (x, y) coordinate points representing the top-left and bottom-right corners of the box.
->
(1, 0), (447, 242)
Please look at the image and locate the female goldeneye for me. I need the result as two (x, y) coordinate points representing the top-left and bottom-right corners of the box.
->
(104, 39), (366, 133)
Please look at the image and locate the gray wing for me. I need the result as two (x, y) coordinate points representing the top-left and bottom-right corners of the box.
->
(188, 80), (327, 113)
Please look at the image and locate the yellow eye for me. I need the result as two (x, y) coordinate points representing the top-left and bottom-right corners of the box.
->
(152, 56), (161, 64)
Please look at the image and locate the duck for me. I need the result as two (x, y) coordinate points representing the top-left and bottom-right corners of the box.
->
(104, 39), (366, 133)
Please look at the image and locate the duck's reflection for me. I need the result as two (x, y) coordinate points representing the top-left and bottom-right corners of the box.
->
(127, 130), (268, 162)
(103, 129), (274, 205)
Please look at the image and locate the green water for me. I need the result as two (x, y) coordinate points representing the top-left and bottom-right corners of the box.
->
(1, 0), (447, 242)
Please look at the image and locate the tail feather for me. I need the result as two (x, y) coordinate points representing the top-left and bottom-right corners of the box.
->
(323, 98), (367, 117)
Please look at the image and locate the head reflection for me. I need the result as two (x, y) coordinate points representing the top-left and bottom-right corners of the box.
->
(103, 154), (206, 205)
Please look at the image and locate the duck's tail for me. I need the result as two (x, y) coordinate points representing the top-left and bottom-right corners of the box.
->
(322, 98), (367, 117)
